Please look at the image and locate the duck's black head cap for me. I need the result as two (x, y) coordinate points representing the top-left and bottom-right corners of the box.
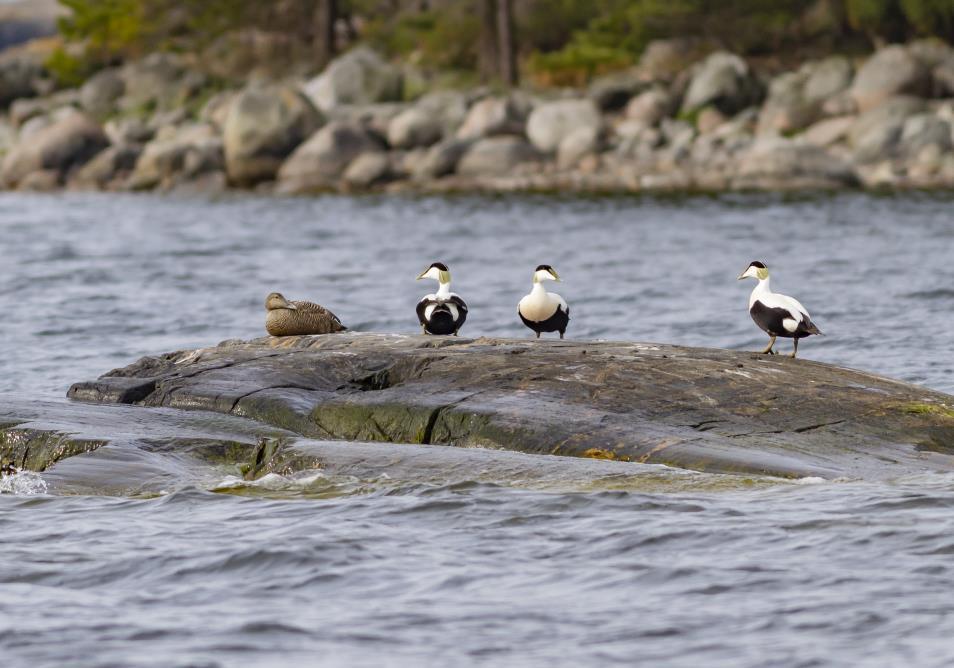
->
(535, 264), (553, 272)
(749, 261), (767, 269)
(430, 262), (449, 271)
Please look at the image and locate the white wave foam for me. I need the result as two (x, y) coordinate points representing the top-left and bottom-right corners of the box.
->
(0, 471), (49, 495)
(212, 470), (328, 492)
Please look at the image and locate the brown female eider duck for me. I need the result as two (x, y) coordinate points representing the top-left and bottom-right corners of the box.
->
(265, 292), (346, 336)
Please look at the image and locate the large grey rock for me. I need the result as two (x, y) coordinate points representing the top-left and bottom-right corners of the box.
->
(933, 56), (954, 97)
(899, 114), (952, 156)
(63, 333), (954, 480)
(734, 137), (857, 189)
(414, 90), (468, 137)
(526, 99), (601, 153)
(456, 96), (527, 140)
(342, 150), (390, 187)
(457, 136), (540, 176)
(907, 38), (954, 68)
(119, 53), (204, 112)
(638, 38), (699, 82)
(624, 87), (673, 127)
(681, 51), (762, 115)
(849, 96), (925, 163)
(850, 46), (931, 113)
(199, 90), (237, 130)
(757, 71), (817, 135)
(557, 126), (600, 169)
(386, 106), (443, 149)
(301, 47), (403, 112)
(412, 137), (473, 179)
(103, 117), (154, 145)
(804, 56), (853, 105)
(1, 110), (108, 187)
(325, 102), (406, 137)
(588, 69), (643, 111)
(129, 124), (223, 190)
(0, 117), (15, 155)
(79, 68), (124, 117)
(9, 96), (50, 127)
(223, 83), (322, 186)
(276, 121), (382, 193)
(71, 144), (141, 188)
(803, 115), (856, 147)
(0, 54), (41, 106)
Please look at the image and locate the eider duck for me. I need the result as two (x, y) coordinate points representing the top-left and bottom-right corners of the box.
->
(738, 261), (822, 358)
(416, 262), (468, 335)
(265, 292), (346, 336)
(518, 265), (569, 339)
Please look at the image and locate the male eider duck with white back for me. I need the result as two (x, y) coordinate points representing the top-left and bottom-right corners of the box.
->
(416, 262), (468, 335)
(265, 292), (346, 336)
(519, 264), (569, 339)
(738, 261), (822, 358)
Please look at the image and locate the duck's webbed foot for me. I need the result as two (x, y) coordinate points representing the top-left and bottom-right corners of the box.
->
(760, 335), (777, 355)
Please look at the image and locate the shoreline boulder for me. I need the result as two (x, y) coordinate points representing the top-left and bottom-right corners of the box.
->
(223, 83), (323, 186)
(526, 98), (601, 153)
(276, 121), (383, 193)
(301, 47), (403, 112)
(850, 46), (930, 113)
(681, 51), (762, 116)
(1, 109), (108, 188)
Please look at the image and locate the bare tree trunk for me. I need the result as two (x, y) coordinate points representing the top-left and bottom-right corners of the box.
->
(314, 0), (337, 70)
(496, 0), (517, 86)
(478, 0), (498, 83)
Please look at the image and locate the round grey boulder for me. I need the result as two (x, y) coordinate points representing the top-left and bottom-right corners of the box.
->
(79, 68), (125, 117)
(457, 136), (540, 176)
(624, 88), (673, 127)
(850, 46), (930, 113)
(301, 47), (403, 112)
(456, 96), (526, 140)
(899, 114), (952, 156)
(412, 137), (473, 179)
(1, 109), (108, 187)
(734, 137), (857, 189)
(277, 121), (382, 193)
(386, 106), (443, 149)
(526, 99), (601, 153)
(223, 83), (323, 186)
(804, 56), (853, 106)
(681, 51), (762, 115)
(343, 151), (391, 187)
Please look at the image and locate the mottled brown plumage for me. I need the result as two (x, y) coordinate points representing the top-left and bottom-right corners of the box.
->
(265, 292), (346, 336)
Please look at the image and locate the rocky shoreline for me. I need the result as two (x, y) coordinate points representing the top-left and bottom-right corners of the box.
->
(2, 39), (954, 195)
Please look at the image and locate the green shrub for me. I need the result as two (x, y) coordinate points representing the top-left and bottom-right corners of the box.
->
(527, 41), (632, 86)
(44, 46), (97, 88)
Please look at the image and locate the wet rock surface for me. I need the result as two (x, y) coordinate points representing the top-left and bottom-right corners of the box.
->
(59, 333), (954, 480)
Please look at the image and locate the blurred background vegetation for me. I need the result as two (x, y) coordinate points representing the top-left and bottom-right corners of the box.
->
(48, 0), (954, 87)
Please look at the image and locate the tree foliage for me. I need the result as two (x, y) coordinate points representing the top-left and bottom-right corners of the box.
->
(51, 0), (954, 86)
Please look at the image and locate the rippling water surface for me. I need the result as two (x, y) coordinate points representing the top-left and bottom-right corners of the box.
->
(2, 192), (954, 667)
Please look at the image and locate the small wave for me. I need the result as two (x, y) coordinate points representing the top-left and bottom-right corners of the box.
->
(0, 471), (49, 495)
(791, 476), (829, 485)
(215, 471), (328, 491)
(903, 288), (954, 300)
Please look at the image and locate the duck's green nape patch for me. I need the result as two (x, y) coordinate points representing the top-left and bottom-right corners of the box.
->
(897, 402), (954, 419)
